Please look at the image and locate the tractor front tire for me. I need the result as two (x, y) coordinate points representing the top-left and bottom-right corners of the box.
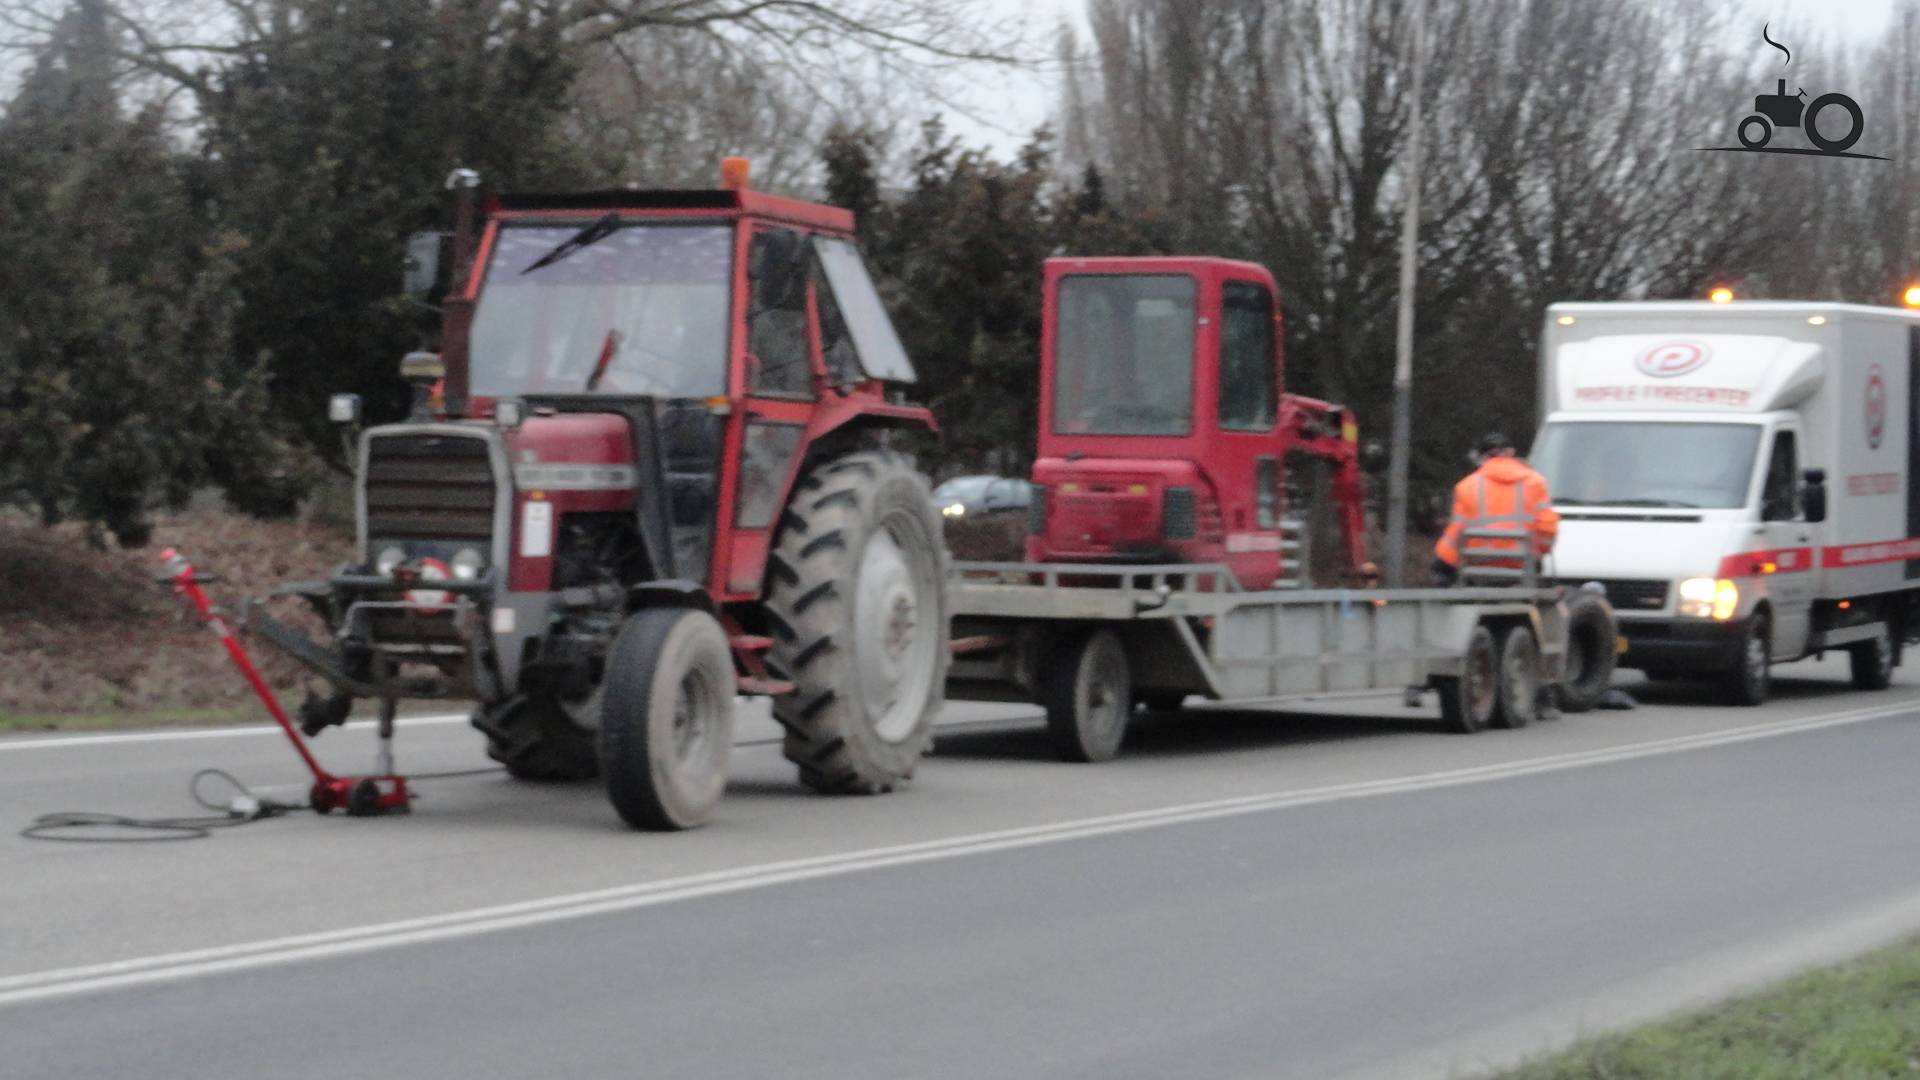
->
(766, 449), (949, 794)
(482, 696), (600, 782)
(600, 607), (737, 830)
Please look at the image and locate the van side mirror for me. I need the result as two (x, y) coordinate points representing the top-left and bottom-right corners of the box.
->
(403, 231), (449, 298)
(1800, 468), (1827, 524)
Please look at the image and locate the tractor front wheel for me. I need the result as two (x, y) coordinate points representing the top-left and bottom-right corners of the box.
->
(765, 449), (949, 794)
(481, 695), (600, 782)
(599, 607), (737, 830)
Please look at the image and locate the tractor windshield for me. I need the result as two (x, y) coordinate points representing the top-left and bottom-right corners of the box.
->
(1052, 274), (1195, 436)
(469, 223), (732, 399)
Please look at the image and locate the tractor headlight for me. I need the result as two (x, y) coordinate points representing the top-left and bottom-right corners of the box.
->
(450, 548), (485, 580)
(1677, 577), (1738, 620)
(375, 546), (406, 576)
(943, 502), (966, 518)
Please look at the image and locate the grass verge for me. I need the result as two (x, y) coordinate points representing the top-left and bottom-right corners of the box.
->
(1489, 934), (1920, 1079)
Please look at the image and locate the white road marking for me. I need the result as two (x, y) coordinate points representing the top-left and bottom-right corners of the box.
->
(0, 714), (472, 752)
(0, 697), (1912, 1008)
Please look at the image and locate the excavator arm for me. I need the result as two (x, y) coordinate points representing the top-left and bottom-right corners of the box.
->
(1279, 394), (1377, 584)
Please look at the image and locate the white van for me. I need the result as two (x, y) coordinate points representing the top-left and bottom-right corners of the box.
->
(1532, 301), (1920, 704)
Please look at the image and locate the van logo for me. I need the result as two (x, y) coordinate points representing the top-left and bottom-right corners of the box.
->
(1635, 342), (1710, 378)
(1866, 365), (1887, 448)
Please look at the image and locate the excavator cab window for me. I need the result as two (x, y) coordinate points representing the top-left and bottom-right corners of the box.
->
(1052, 274), (1195, 436)
(1219, 281), (1277, 432)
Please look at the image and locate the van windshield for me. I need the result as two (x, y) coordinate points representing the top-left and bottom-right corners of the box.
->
(1531, 421), (1762, 509)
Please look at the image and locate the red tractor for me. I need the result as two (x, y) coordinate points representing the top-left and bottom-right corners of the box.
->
(260, 161), (950, 830)
(1029, 256), (1374, 590)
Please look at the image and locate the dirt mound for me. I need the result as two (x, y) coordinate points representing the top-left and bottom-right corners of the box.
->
(0, 513), (354, 715)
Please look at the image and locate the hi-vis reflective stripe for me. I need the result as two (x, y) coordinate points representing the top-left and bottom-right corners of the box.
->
(512, 464), (638, 491)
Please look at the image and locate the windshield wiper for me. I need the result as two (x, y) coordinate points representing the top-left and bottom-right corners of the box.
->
(522, 212), (621, 275)
(1595, 498), (1701, 509)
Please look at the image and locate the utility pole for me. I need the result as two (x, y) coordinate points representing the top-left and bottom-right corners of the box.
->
(1384, 0), (1425, 587)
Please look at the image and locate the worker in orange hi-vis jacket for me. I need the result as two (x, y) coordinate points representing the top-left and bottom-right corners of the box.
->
(1431, 432), (1559, 587)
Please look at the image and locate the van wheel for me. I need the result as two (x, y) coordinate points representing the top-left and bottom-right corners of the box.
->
(1721, 613), (1771, 707)
(1436, 625), (1499, 733)
(1849, 623), (1896, 690)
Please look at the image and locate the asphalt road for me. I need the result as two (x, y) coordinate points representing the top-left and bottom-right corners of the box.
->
(4, 658), (1920, 1079)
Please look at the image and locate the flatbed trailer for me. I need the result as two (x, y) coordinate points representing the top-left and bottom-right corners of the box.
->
(946, 561), (1617, 762)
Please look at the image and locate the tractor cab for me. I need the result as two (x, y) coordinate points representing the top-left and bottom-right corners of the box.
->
(1029, 256), (1369, 590)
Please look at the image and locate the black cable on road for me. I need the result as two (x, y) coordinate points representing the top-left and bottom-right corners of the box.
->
(20, 768), (306, 843)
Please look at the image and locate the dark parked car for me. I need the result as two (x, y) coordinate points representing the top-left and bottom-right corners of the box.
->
(932, 475), (1033, 519)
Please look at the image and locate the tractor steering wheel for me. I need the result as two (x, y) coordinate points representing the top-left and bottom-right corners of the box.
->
(1796, 87), (1808, 99)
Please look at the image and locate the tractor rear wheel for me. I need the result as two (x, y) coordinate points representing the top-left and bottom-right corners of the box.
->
(765, 449), (949, 794)
(481, 695), (600, 781)
(599, 607), (737, 830)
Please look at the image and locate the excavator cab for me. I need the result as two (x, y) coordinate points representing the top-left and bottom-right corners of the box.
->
(1029, 256), (1368, 590)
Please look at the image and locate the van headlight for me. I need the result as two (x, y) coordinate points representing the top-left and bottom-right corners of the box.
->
(942, 502), (966, 518)
(1677, 577), (1738, 620)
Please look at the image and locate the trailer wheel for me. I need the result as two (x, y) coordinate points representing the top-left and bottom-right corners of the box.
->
(482, 696), (600, 781)
(599, 607), (736, 830)
(1721, 613), (1771, 707)
(1849, 622), (1896, 690)
(1493, 625), (1539, 729)
(1557, 590), (1618, 714)
(1435, 625), (1499, 733)
(1041, 630), (1132, 762)
(766, 450), (949, 794)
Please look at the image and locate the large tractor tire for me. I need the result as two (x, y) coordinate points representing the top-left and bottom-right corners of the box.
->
(765, 449), (949, 794)
(600, 606), (737, 830)
(481, 695), (600, 782)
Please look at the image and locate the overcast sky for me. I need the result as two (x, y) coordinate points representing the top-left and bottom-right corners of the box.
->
(940, 0), (1909, 157)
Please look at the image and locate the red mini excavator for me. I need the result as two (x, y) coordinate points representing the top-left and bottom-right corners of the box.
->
(1027, 256), (1375, 589)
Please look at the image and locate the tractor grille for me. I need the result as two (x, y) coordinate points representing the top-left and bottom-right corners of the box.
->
(1567, 578), (1668, 611)
(363, 431), (497, 542)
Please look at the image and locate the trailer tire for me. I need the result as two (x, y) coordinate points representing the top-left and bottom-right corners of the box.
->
(1721, 612), (1771, 707)
(766, 450), (949, 794)
(1493, 625), (1539, 729)
(482, 696), (600, 782)
(1041, 630), (1132, 762)
(1435, 625), (1499, 733)
(1557, 591), (1618, 714)
(599, 607), (736, 830)
(1849, 622), (1896, 690)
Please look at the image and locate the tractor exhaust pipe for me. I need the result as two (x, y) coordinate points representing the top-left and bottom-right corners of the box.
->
(442, 167), (482, 418)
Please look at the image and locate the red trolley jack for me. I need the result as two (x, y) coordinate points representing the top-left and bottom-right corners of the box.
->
(160, 548), (411, 816)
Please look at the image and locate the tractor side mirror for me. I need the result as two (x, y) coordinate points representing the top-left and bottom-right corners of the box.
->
(403, 232), (450, 299)
(1800, 468), (1828, 524)
(1361, 440), (1390, 474)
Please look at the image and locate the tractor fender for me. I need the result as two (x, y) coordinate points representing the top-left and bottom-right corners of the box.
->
(627, 579), (717, 615)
